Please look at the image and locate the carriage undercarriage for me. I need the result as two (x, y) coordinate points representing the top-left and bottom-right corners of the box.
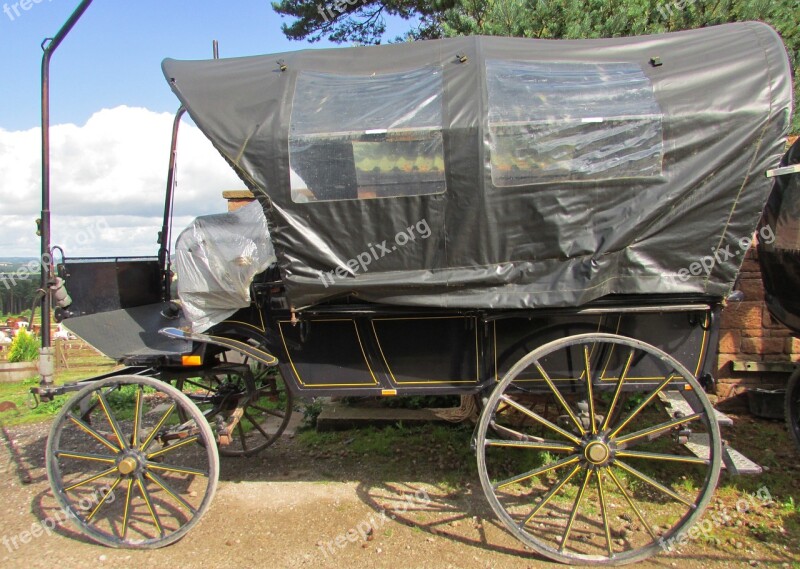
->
(35, 293), (734, 564)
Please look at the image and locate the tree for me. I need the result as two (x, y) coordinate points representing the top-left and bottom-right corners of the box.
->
(271, 0), (798, 132)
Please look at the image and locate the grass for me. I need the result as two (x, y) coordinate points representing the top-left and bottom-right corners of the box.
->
(0, 348), (115, 426)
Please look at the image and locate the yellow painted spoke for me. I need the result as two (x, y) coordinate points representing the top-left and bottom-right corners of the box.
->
(600, 349), (634, 431)
(146, 435), (200, 460)
(520, 464), (582, 527)
(147, 462), (208, 477)
(121, 478), (134, 539)
(499, 395), (582, 446)
(560, 468), (593, 553)
(584, 346), (597, 434)
(56, 450), (117, 464)
(614, 460), (696, 508)
(495, 455), (581, 490)
(140, 403), (176, 453)
(86, 476), (123, 522)
(131, 388), (143, 449)
(614, 413), (702, 447)
(136, 475), (164, 537)
(608, 375), (677, 438)
(615, 449), (708, 465)
(489, 421), (542, 442)
(532, 359), (585, 436)
(97, 390), (127, 451)
(485, 439), (576, 452)
(596, 469), (614, 558)
(145, 471), (197, 514)
(64, 466), (119, 492)
(606, 468), (657, 540)
(67, 413), (120, 453)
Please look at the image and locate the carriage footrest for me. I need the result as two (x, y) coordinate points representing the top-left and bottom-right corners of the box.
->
(682, 433), (762, 475)
(658, 390), (733, 427)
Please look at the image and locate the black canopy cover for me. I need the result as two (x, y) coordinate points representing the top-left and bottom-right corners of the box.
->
(163, 22), (793, 310)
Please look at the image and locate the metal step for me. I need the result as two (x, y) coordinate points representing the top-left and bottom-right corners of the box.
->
(658, 390), (733, 427)
(683, 432), (762, 476)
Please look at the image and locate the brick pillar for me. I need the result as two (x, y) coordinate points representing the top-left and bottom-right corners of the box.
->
(222, 190), (255, 212)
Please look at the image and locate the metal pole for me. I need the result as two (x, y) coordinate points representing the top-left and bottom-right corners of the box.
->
(157, 107), (187, 302)
(40, 0), (94, 385)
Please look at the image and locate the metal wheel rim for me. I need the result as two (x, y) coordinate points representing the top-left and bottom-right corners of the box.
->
(476, 333), (722, 565)
(46, 375), (219, 549)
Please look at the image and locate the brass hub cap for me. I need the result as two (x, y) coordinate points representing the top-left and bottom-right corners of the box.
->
(117, 456), (138, 476)
(585, 441), (610, 465)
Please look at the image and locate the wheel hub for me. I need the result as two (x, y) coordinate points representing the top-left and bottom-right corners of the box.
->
(584, 440), (611, 465)
(117, 456), (139, 476)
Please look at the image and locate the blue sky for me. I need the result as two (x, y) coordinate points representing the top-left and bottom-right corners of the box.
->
(0, 0), (412, 130)
(0, 1), (415, 257)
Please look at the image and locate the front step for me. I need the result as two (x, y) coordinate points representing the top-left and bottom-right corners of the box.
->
(658, 390), (761, 475)
(682, 432), (762, 475)
(658, 390), (733, 427)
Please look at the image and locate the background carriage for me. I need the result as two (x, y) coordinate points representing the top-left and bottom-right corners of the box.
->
(31, 8), (795, 565)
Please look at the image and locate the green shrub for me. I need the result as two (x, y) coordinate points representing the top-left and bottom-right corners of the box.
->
(8, 329), (39, 363)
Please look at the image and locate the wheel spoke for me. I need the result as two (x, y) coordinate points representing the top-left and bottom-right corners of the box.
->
(520, 463), (582, 527)
(485, 439), (576, 452)
(140, 404), (176, 453)
(559, 468), (593, 553)
(136, 474), (164, 538)
(243, 411), (271, 440)
(596, 468), (614, 558)
(86, 476), (124, 522)
(250, 404), (285, 419)
(532, 359), (585, 436)
(615, 449), (708, 465)
(131, 387), (143, 449)
(55, 450), (117, 464)
(64, 466), (119, 492)
(583, 346), (597, 435)
(614, 460), (696, 508)
(144, 471), (198, 515)
(605, 467), (657, 540)
(146, 435), (201, 460)
(121, 478), (134, 539)
(608, 374), (677, 438)
(495, 455), (581, 490)
(614, 413), (702, 447)
(67, 413), (121, 453)
(600, 349), (634, 431)
(237, 422), (248, 453)
(97, 390), (127, 450)
(147, 462), (208, 477)
(499, 395), (582, 445)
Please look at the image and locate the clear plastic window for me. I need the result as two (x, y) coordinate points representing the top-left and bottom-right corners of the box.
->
(486, 60), (664, 187)
(289, 67), (446, 202)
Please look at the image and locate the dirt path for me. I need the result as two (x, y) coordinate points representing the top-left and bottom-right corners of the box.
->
(0, 420), (797, 569)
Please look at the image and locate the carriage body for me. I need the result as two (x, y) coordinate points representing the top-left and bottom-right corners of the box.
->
(37, 21), (794, 565)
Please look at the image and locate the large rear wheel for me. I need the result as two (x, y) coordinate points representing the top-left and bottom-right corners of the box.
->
(476, 333), (721, 565)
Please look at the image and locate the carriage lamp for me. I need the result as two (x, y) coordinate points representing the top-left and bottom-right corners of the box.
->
(50, 276), (72, 309)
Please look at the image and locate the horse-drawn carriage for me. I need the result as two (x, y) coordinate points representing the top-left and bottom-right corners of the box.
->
(31, 10), (794, 565)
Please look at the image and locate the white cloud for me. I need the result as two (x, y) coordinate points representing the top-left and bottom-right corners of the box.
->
(0, 106), (244, 257)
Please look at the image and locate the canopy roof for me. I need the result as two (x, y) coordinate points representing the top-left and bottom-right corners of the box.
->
(163, 22), (793, 310)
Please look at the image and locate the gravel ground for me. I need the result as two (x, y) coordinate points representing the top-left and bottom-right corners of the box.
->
(0, 418), (797, 569)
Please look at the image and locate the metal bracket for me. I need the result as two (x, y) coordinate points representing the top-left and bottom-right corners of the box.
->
(159, 327), (279, 366)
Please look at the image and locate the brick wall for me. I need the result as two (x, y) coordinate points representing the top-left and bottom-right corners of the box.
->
(222, 190), (256, 212)
(715, 247), (795, 401)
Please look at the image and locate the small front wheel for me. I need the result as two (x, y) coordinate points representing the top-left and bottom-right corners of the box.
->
(476, 333), (721, 565)
(46, 375), (219, 548)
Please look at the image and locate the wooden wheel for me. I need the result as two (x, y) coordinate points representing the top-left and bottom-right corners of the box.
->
(476, 333), (721, 565)
(46, 375), (219, 548)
